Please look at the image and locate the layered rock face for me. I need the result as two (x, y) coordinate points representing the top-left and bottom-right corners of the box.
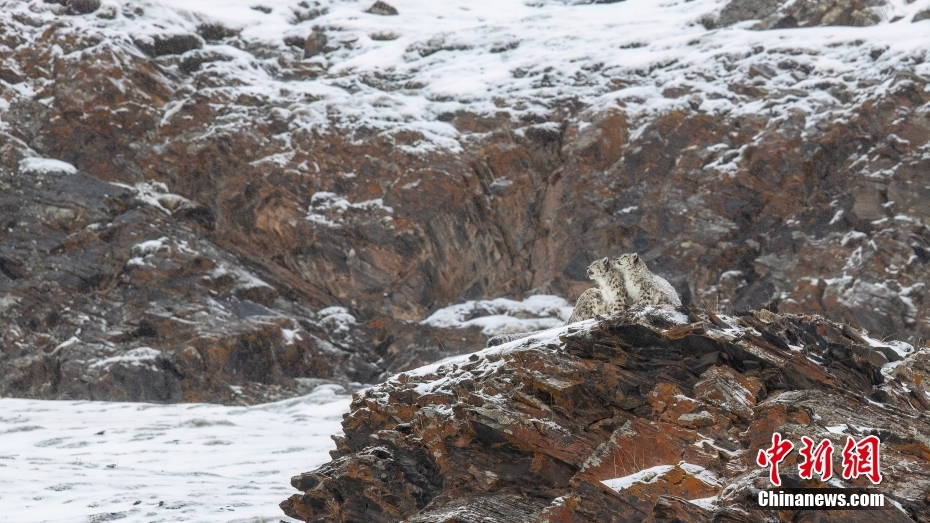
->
(0, 157), (495, 402)
(2, 0), (930, 403)
(282, 308), (930, 522)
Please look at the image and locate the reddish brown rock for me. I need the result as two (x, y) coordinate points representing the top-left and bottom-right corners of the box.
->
(282, 309), (930, 521)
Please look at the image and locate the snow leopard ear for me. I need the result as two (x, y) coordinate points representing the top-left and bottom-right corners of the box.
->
(631, 253), (641, 264)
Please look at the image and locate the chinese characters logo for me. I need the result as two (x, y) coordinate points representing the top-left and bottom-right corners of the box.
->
(757, 433), (882, 486)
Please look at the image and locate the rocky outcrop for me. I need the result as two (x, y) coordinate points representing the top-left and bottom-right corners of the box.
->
(714, 0), (887, 28)
(282, 309), (930, 522)
(366, 1), (398, 16)
(0, 149), (496, 403)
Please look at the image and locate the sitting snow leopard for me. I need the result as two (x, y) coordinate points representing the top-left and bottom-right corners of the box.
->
(565, 287), (607, 323)
(584, 257), (629, 312)
(613, 253), (681, 307)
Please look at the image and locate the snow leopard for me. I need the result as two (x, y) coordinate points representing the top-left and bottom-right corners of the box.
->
(613, 253), (681, 307)
(584, 257), (629, 312)
(565, 287), (608, 324)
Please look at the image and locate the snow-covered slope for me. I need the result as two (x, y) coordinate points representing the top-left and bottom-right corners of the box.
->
(4, 0), (930, 152)
(0, 386), (350, 523)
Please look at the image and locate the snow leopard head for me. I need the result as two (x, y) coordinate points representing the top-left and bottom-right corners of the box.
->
(586, 257), (611, 281)
(614, 253), (644, 275)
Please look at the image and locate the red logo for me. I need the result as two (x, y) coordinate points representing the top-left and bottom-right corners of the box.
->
(798, 436), (834, 481)
(758, 433), (883, 486)
(842, 435), (882, 485)
(756, 432), (794, 487)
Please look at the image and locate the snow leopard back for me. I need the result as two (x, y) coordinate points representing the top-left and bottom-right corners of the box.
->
(566, 287), (608, 323)
(613, 253), (681, 307)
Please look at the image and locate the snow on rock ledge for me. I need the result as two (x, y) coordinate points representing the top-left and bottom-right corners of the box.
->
(283, 308), (930, 522)
(420, 295), (573, 336)
(18, 157), (77, 175)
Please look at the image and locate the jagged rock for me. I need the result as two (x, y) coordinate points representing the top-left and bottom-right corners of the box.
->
(303, 28), (327, 58)
(178, 49), (232, 74)
(282, 309), (930, 521)
(196, 22), (240, 41)
(914, 9), (930, 22)
(0, 140), (488, 404)
(715, 0), (782, 27)
(292, 3), (326, 23)
(716, 0), (885, 28)
(366, 1), (398, 16)
(0, 66), (24, 84)
(133, 33), (204, 57)
(284, 35), (305, 48)
(65, 0), (99, 15)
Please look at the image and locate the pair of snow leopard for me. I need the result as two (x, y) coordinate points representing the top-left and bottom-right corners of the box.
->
(568, 253), (681, 321)
(487, 254), (680, 347)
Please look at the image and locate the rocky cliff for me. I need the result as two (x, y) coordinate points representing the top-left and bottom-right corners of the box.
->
(281, 308), (930, 522)
(2, 0), (930, 404)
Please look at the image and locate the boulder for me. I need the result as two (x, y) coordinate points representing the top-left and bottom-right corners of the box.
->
(134, 33), (204, 57)
(366, 1), (398, 16)
(715, 0), (886, 28)
(65, 0), (100, 15)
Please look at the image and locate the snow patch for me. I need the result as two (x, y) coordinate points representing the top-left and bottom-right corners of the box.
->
(282, 328), (303, 345)
(421, 295), (573, 336)
(403, 326), (566, 379)
(602, 462), (719, 492)
(0, 387), (350, 523)
(53, 336), (81, 352)
(128, 237), (171, 268)
(306, 192), (393, 227)
(601, 464), (676, 491)
(89, 347), (163, 371)
(859, 331), (914, 360)
(18, 157), (77, 175)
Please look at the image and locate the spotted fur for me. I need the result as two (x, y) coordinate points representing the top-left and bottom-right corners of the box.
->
(585, 257), (629, 311)
(613, 253), (681, 307)
(566, 287), (608, 324)
(563, 257), (630, 324)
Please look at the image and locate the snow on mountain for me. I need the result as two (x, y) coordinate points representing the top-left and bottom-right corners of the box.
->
(0, 385), (350, 523)
(3, 0), (929, 152)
